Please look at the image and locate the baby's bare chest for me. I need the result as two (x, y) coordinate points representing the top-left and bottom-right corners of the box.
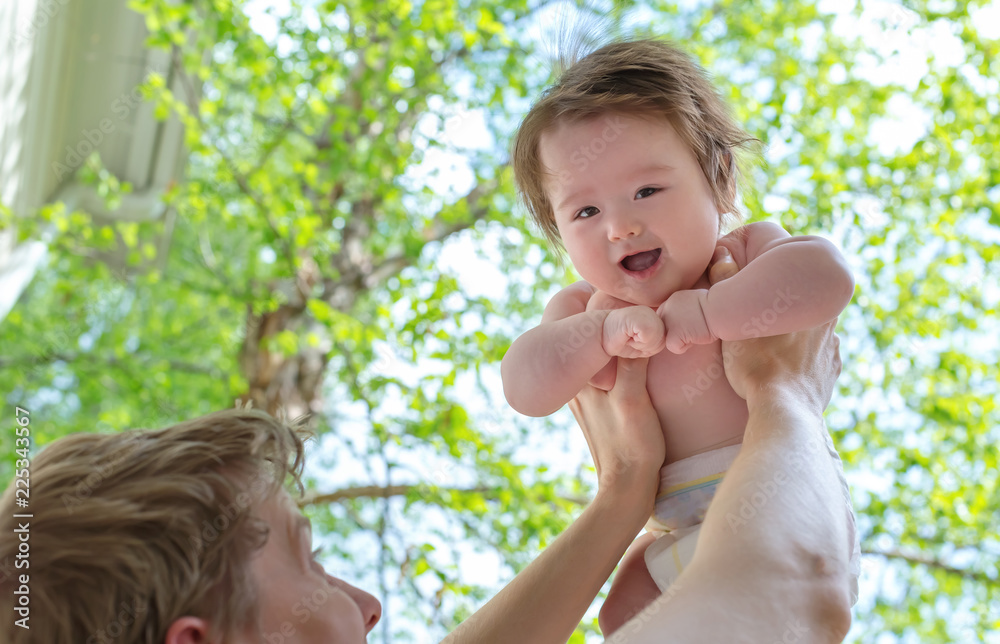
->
(645, 341), (749, 459)
(645, 341), (730, 406)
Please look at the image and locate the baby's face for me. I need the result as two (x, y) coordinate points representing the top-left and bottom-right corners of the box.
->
(540, 113), (720, 307)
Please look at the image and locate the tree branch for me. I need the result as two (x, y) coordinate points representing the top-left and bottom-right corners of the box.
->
(863, 547), (998, 586)
(300, 484), (588, 508)
(220, 154), (298, 274)
(0, 352), (226, 379)
(359, 176), (500, 290)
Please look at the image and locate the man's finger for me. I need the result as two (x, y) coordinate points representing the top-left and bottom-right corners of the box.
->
(615, 357), (649, 389)
(709, 246), (739, 285)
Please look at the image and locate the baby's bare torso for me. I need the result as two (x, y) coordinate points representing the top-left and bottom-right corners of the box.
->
(586, 276), (748, 465)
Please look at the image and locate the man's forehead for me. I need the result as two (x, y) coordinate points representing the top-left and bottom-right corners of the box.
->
(258, 489), (304, 527)
(275, 491), (310, 527)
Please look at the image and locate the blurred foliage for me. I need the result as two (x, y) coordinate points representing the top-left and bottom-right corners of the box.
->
(1, 0), (998, 641)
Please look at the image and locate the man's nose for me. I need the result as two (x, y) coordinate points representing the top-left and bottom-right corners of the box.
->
(330, 577), (383, 634)
(354, 588), (382, 634)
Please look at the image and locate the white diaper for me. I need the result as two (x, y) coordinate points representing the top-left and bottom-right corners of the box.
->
(644, 435), (861, 605)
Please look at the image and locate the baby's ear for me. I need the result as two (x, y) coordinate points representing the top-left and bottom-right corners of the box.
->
(715, 147), (733, 183)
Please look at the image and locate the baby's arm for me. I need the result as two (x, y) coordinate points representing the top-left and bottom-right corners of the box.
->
(502, 282), (664, 416)
(659, 222), (855, 352)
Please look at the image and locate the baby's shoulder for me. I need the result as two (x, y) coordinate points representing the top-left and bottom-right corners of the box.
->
(718, 221), (791, 266)
(541, 281), (595, 322)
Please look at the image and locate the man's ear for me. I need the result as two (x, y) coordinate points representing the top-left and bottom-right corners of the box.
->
(164, 617), (211, 644)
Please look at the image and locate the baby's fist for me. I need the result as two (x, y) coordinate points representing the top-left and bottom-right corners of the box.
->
(657, 290), (715, 354)
(602, 306), (666, 358)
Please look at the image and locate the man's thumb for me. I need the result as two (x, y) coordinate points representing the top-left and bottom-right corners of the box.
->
(709, 246), (739, 285)
(617, 357), (649, 385)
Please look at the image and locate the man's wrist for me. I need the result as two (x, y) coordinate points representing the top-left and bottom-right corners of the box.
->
(745, 381), (826, 426)
(591, 482), (653, 533)
(595, 451), (660, 518)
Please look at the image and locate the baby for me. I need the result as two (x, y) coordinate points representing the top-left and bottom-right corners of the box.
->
(501, 39), (860, 634)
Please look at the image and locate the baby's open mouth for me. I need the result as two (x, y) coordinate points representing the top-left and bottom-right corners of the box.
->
(620, 249), (661, 272)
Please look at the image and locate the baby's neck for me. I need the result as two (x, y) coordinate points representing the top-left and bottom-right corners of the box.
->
(619, 270), (714, 309)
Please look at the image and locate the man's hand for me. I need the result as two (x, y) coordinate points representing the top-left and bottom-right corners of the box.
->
(721, 322), (841, 413)
(709, 245), (841, 413)
(657, 289), (714, 353)
(602, 306), (666, 358)
(569, 358), (664, 497)
(708, 245), (740, 283)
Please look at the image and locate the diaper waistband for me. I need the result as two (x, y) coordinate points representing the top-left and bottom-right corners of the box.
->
(656, 443), (742, 502)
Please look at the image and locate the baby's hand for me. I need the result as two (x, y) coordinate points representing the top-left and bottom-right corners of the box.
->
(657, 290), (715, 354)
(602, 306), (666, 358)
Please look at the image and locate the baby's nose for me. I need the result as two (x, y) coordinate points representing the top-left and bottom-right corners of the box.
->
(608, 210), (642, 240)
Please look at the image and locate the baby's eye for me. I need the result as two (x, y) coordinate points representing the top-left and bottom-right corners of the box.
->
(575, 206), (600, 219)
(635, 187), (659, 199)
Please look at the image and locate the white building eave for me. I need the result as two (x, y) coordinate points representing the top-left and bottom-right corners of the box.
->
(0, 0), (190, 323)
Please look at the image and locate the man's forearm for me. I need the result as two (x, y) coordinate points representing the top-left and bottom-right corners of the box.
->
(703, 384), (849, 576)
(502, 310), (613, 416)
(445, 489), (649, 644)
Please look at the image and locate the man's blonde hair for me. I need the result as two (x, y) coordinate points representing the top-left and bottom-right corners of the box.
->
(512, 39), (761, 246)
(0, 409), (307, 644)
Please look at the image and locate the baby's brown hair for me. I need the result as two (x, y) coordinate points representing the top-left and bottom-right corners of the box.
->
(512, 39), (760, 246)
